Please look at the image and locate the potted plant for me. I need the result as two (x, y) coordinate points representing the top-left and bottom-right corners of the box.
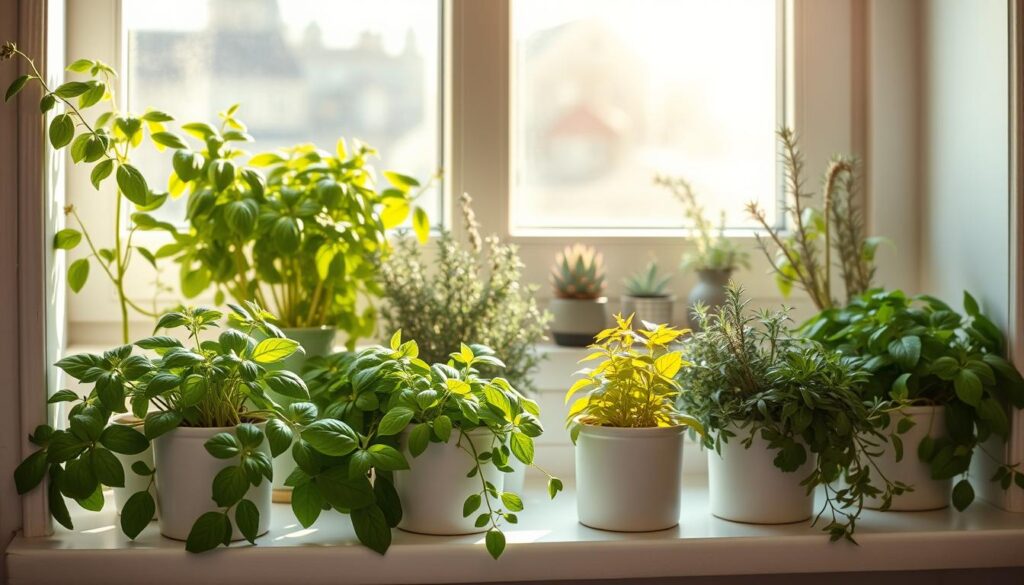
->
(655, 175), (748, 330)
(13, 302), (312, 552)
(678, 284), (903, 541)
(321, 331), (562, 559)
(621, 260), (674, 326)
(565, 314), (702, 532)
(802, 289), (1024, 511)
(550, 244), (608, 347)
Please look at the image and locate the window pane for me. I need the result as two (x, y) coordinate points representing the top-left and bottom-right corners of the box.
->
(512, 0), (780, 232)
(124, 0), (441, 225)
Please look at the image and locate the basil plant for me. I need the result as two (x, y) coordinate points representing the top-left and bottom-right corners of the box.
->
(13, 302), (314, 553)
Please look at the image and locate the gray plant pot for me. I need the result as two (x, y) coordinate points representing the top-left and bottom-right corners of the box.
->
(686, 269), (733, 331)
(550, 297), (608, 347)
(621, 295), (675, 327)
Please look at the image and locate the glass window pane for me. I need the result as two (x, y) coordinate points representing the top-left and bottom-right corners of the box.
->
(512, 0), (780, 232)
(124, 0), (442, 225)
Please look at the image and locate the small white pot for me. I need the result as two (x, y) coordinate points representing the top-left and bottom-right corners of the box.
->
(575, 424), (685, 532)
(550, 297), (608, 347)
(866, 405), (951, 511)
(621, 295), (675, 327)
(708, 426), (816, 524)
(110, 414), (157, 518)
(394, 427), (504, 535)
(152, 422), (272, 541)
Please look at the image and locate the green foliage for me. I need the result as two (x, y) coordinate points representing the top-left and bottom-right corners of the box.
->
(747, 128), (879, 311)
(551, 244), (606, 300)
(379, 194), (550, 392)
(623, 260), (672, 298)
(566, 314), (701, 434)
(655, 175), (750, 272)
(314, 331), (562, 559)
(802, 288), (1024, 506)
(677, 283), (902, 542)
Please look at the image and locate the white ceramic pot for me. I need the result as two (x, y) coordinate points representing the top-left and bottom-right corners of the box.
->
(550, 297), (608, 347)
(152, 422), (272, 541)
(394, 427), (504, 535)
(707, 426), (816, 524)
(575, 424), (685, 532)
(866, 405), (951, 511)
(621, 295), (675, 327)
(269, 326), (336, 503)
(110, 414), (157, 518)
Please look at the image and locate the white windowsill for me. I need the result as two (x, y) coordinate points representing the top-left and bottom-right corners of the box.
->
(7, 474), (1024, 585)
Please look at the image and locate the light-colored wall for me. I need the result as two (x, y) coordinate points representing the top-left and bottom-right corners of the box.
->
(920, 0), (1010, 326)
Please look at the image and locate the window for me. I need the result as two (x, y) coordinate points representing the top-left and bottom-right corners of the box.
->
(122, 0), (443, 225)
(510, 0), (783, 234)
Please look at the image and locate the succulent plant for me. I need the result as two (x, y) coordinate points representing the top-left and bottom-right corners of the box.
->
(624, 261), (672, 298)
(551, 244), (606, 300)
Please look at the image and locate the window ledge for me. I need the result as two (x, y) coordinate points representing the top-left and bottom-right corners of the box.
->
(7, 475), (1024, 585)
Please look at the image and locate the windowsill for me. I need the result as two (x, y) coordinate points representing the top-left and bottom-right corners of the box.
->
(7, 474), (1024, 585)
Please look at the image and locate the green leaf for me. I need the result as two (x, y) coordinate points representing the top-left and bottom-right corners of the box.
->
(150, 131), (188, 150)
(887, 335), (922, 369)
(548, 477), (564, 499)
(60, 456), (98, 500)
(952, 478), (975, 511)
(67, 258), (89, 293)
(367, 444), (409, 471)
(172, 149), (202, 182)
(5, 74), (31, 102)
(510, 431), (534, 465)
(501, 491), (524, 512)
(377, 407), (414, 436)
(185, 511), (231, 553)
(291, 481), (324, 528)
(47, 389), (80, 404)
(412, 206), (430, 244)
(317, 467), (374, 510)
(265, 419), (294, 457)
(485, 529), (506, 559)
(264, 370), (310, 400)
(143, 410), (182, 439)
(39, 93), (56, 113)
(90, 159), (114, 189)
(978, 398), (1010, 437)
(351, 504), (391, 555)
(67, 59), (94, 73)
(54, 229), (82, 250)
(49, 113), (75, 148)
(251, 337), (300, 364)
(433, 415), (452, 442)
(236, 423), (264, 449)
(234, 499), (260, 544)
(209, 159), (235, 191)
(381, 198), (410, 229)
(373, 475), (403, 527)
(116, 163), (151, 207)
(205, 433), (241, 459)
(120, 490), (156, 539)
(963, 291), (980, 317)
(91, 448), (125, 488)
(14, 450), (48, 494)
(77, 484), (105, 511)
(954, 369), (983, 407)
(212, 466), (250, 507)
(408, 422), (430, 457)
(890, 373), (911, 401)
(301, 419), (359, 456)
(54, 81), (90, 98)
(181, 268), (210, 299)
(463, 493), (482, 517)
(131, 461), (155, 476)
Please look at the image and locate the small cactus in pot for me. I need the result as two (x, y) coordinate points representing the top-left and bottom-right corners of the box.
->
(549, 244), (608, 346)
(622, 261), (675, 327)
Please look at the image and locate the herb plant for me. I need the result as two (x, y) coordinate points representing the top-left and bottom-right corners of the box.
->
(321, 331), (562, 559)
(624, 261), (672, 298)
(566, 314), (702, 435)
(380, 193), (550, 392)
(801, 289), (1024, 509)
(552, 244), (606, 300)
(656, 175), (749, 272)
(677, 284), (903, 542)
(746, 128), (883, 311)
(13, 302), (311, 552)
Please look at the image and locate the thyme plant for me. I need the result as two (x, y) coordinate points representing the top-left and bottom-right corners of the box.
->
(656, 175), (749, 272)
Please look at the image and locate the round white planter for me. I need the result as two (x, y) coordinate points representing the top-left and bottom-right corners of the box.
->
(394, 427), (504, 535)
(707, 426), (816, 524)
(575, 424), (685, 532)
(865, 405), (951, 511)
(550, 297), (608, 347)
(110, 414), (157, 518)
(152, 422), (272, 541)
(621, 295), (675, 327)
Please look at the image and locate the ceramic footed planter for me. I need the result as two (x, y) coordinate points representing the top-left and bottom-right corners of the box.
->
(686, 269), (732, 332)
(269, 326), (336, 502)
(110, 414), (157, 518)
(550, 297), (608, 347)
(621, 295), (675, 326)
(707, 426), (816, 524)
(152, 422), (272, 541)
(575, 423), (685, 532)
(394, 427), (505, 535)
(865, 405), (951, 511)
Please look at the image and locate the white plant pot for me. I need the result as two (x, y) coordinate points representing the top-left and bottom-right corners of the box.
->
(550, 297), (608, 347)
(707, 426), (815, 524)
(866, 405), (951, 511)
(575, 424), (685, 532)
(110, 414), (157, 518)
(394, 427), (504, 535)
(152, 423), (272, 541)
(621, 295), (675, 327)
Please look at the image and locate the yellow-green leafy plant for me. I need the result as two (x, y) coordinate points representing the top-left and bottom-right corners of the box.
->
(551, 244), (606, 300)
(565, 314), (703, 437)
